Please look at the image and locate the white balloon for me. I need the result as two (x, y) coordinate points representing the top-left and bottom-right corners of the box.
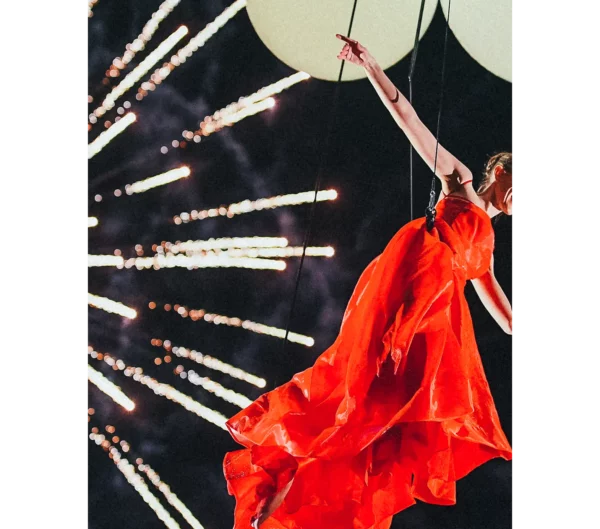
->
(441, 0), (512, 82)
(246, 0), (438, 82)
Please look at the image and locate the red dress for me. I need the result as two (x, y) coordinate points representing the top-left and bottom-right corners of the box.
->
(223, 196), (512, 529)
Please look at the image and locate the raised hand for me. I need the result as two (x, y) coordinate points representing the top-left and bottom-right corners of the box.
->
(336, 34), (369, 66)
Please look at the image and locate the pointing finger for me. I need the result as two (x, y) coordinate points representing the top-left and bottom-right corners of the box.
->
(336, 34), (356, 45)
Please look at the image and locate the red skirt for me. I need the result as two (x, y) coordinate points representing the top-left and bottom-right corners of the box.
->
(223, 217), (512, 529)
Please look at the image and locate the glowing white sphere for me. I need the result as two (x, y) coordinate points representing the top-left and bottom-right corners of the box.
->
(441, 0), (512, 82)
(246, 0), (438, 81)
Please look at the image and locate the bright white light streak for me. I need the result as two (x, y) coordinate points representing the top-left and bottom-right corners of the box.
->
(169, 72), (310, 148)
(89, 253), (286, 271)
(163, 245), (334, 258)
(89, 348), (228, 429)
(128, 254), (286, 271)
(137, 462), (205, 529)
(88, 365), (135, 411)
(167, 306), (314, 347)
(88, 293), (137, 319)
(199, 72), (310, 134)
(223, 246), (335, 259)
(165, 237), (288, 253)
(88, 112), (136, 159)
(126, 166), (190, 195)
(94, 426), (206, 529)
(88, 255), (125, 267)
(106, 0), (182, 76)
(89, 434), (182, 529)
(88, 217), (99, 228)
(240, 321), (313, 347)
(92, 26), (188, 119)
(135, 373), (228, 429)
(188, 98), (274, 138)
(145, 0), (247, 90)
(164, 343), (266, 388)
(239, 71), (310, 107)
(213, 97), (275, 129)
(174, 189), (338, 224)
(183, 370), (252, 408)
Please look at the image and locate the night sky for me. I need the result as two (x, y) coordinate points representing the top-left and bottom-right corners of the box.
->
(88, 2), (512, 528)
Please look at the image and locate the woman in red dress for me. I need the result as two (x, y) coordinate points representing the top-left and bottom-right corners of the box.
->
(223, 36), (512, 529)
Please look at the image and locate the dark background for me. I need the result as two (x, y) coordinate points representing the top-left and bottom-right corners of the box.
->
(88, 1), (511, 528)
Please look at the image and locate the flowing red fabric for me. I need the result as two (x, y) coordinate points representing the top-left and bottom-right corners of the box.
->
(223, 196), (512, 529)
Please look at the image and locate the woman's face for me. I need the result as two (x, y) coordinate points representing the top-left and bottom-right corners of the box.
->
(494, 167), (512, 215)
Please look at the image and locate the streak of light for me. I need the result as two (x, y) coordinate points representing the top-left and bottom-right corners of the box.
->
(89, 433), (182, 529)
(89, 347), (228, 429)
(88, 365), (135, 411)
(91, 26), (188, 120)
(104, 1), (183, 79)
(174, 189), (338, 224)
(180, 369), (252, 408)
(88, 112), (136, 159)
(88, 255), (125, 267)
(164, 237), (288, 253)
(125, 254), (286, 271)
(152, 339), (266, 388)
(88, 293), (137, 319)
(155, 304), (314, 347)
(220, 246), (335, 258)
(194, 98), (274, 138)
(88, 217), (99, 228)
(125, 166), (190, 195)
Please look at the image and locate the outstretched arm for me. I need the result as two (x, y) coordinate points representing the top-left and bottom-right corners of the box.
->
(471, 256), (512, 334)
(336, 35), (472, 184)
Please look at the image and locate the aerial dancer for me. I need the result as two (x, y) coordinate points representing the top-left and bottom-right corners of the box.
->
(223, 35), (512, 529)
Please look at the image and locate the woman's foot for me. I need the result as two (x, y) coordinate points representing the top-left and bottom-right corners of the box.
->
(250, 478), (294, 528)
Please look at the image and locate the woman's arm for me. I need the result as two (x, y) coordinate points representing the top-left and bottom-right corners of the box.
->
(470, 257), (512, 334)
(336, 35), (471, 184)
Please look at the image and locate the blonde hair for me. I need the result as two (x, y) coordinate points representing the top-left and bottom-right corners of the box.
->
(477, 152), (512, 195)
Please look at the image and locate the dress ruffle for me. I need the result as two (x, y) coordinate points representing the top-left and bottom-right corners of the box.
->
(223, 200), (511, 529)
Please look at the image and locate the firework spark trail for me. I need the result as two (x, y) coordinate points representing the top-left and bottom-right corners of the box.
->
(152, 304), (314, 347)
(178, 368), (253, 408)
(184, 98), (275, 140)
(91, 26), (189, 121)
(194, 73), (309, 135)
(141, 0), (248, 100)
(104, 0), (183, 80)
(89, 432), (182, 529)
(168, 72), (310, 151)
(88, 365), (135, 411)
(88, 255), (125, 267)
(88, 217), (99, 228)
(89, 348), (228, 429)
(88, 112), (136, 159)
(152, 339), (267, 388)
(136, 461), (205, 529)
(219, 246), (335, 258)
(125, 166), (190, 195)
(88, 293), (137, 319)
(89, 249), (331, 269)
(164, 237), (289, 253)
(131, 254), (285, 270)
(87, 238), (288, 261)
(91, 425), (206, 529)
(174, 189), (338, 224)
(99, 1), (249, 130)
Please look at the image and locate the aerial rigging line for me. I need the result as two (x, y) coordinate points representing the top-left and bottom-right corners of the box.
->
(282, 0), (358, 353)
